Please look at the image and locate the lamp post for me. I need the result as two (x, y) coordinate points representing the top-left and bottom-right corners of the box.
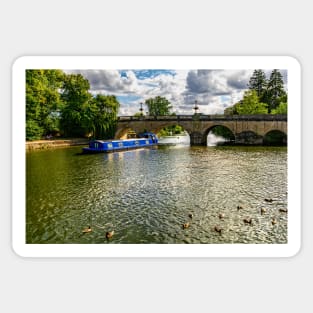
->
(193, 100), (199, 115)
(139, 102), (144, 116)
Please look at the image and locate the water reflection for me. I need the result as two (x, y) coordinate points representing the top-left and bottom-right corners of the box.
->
(26, 146), (287, 244)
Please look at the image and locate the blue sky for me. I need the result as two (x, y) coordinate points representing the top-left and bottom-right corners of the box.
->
(66, 69), (287, 116)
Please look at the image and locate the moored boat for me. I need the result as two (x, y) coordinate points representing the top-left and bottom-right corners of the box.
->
(82, 132), (158, 153)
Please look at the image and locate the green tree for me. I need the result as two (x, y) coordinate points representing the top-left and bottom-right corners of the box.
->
(247, 69), (267, 100)
(271, 102), (287, 114)
(265, 69), (287, 112)
(224, 102), (240, 115)
(158, 125), (184, 137)
(236, 90), (268, 114)
(145, 96), (172, 116)
(134, 112), (144, 117)
(60, 74), (91, 137)
(84, 94), (120, 139)
(26, 69), (64, 140)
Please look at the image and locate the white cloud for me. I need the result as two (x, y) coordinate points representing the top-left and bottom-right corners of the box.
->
(64, 69), (287, 116)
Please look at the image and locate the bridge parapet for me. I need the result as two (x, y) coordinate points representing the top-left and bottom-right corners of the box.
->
(116, 114), (287, 145)
(118, 114), (287, 122)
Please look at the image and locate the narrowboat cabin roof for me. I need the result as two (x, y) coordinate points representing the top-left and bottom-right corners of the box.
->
(82, 132), (158, 154)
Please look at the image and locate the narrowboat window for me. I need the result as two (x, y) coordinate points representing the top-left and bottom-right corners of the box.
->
(146, 140), (149, 144)
(118, 142), (123, 147)
(135, 140), (139, 145)
(108, 143), (113, 148)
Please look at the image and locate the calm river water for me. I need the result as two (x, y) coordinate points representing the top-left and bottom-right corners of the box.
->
(26, 145), (287, 244)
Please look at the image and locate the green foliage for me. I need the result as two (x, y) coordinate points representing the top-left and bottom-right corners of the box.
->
(134, 112), (143, 117)
(60, 74), (92, 137)
(145, 96), (172, 116)
(158, 125), (184, 137)
(236, 90), (268, 114)
(265, 69), (287, 112)
(248, 69), (267, 100)
(224, 103), (240, 115)
(26, 70), (64, 139)
(271, 102), (287, 114)
(26, 120), (44, 140)
(26, 70), (120, 140)
(225, 69), (287, 115)
(85, 94), (120, 139)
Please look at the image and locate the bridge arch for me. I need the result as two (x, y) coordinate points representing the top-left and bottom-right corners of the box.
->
(115, 127), (142, 139)
(151, 123), (191, 137)
(263, 129), (287, 145)
(235, 130), (263, 145)
(203, 125), (236, 146)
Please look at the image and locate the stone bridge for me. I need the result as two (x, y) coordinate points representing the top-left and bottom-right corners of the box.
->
(115, 114), (287, 145)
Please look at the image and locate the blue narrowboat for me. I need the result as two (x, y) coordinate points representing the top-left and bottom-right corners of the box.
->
(82, 132), (158, 153)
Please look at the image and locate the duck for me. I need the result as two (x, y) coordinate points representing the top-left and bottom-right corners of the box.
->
(243, 218), (252, 225)
(214, 226), (223, 233)
(271, 218), (277, 225)
(188, 213), (193, 219)
(106, 230), (114, 239)
(261, 208), (267, 215)
(264, 198), (273, 203)
(82, 226), (92, 233)
(237, 205), (244, 210)
(182, 222), (190, 229)
(218, 213), (225, 219)
(279, 208), (288, 213)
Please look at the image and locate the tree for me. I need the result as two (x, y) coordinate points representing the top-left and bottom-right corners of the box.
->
(224, 103), (240, 115)
(158, 125), (184, 137)
(60, 74), (91, 137)
(84, 94), (120, 139)
(271, 102), (287, 114)
(247, 69), (267, 100)
(236, 90), (268, 115)
(26, 70), (64, 140)
(145, 96), (172, 116)
(265, 69), (287, 112)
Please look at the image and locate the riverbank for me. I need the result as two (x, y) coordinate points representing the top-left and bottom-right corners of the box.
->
(26, 138), (89, 150)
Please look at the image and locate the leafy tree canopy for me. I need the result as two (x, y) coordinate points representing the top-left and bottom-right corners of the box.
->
(145, 96), (172, 116)
(26, 70), (120, 140)
(225, 69), (287, 115)
(271, 102), (287, 114)
(158, 125), (184, 137)
(236, 90), (268, 115)
(26, 69), (64, 140)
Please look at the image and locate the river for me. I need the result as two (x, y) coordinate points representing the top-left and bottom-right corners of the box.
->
(26, 145), (287, 244)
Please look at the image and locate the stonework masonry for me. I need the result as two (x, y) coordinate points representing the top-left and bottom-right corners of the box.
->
(115, 114), (287, 145)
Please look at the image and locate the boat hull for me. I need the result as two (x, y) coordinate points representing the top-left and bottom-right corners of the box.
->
(82, 133), (158, 154)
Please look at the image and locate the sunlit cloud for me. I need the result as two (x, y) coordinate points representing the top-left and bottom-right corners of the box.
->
(64, 69), (287, 116)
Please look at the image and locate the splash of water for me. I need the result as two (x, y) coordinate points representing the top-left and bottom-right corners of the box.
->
(207, 133), (227, 146)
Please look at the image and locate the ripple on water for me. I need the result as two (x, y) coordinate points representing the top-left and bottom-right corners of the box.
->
(26, 146), (287, 244)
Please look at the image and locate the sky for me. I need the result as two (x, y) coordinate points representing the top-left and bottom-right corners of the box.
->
(65, 69), (287, 116)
